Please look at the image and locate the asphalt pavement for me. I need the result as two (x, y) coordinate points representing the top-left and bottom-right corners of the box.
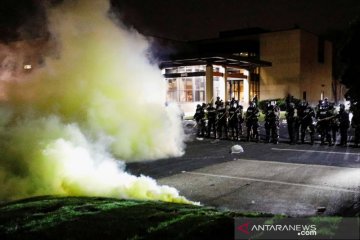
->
(127, 121), (360, 216)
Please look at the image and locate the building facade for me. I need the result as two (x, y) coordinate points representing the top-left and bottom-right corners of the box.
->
(0, 28), (336, 114)
(160, 55), (270, 114)
(259, 29), (333, 103)
(160, 28), (335, 114)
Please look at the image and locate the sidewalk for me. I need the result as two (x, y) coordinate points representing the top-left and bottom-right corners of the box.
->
(158, 158), (360, 216)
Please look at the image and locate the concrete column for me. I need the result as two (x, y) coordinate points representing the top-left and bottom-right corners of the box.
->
(224, 67), (229, 101)
(243, 76), (250, 108)
(206, 64), (213, 103)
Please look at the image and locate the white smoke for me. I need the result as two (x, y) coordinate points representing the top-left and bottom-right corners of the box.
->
(0, 0), (192, 204)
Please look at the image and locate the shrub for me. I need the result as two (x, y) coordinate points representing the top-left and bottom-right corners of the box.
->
(258, 96), (301, 111)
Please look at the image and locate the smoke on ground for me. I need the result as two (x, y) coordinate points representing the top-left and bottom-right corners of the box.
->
(0, 0), (191, 204)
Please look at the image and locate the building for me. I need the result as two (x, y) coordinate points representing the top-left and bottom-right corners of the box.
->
(259, 28), (333, 102)
(0, 28), (336, 113)
(159, 27), (335, 114)
(160, 55), (270, 114)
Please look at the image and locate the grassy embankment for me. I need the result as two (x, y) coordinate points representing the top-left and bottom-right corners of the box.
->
(0, 196), (272, 240)
(1, 196), (356, 239)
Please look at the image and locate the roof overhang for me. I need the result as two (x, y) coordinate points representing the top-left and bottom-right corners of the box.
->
(159, 54), (272, 69)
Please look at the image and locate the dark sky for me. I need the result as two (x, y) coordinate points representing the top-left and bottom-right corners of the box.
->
(0, 0), (47, 41)
(1, 0), (359, 42)
(112, 0), (360, 40)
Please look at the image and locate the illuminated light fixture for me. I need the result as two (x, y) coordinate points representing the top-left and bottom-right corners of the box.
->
(24, 65), (32, 70)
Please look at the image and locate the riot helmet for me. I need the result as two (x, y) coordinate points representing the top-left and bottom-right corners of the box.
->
(340, 104), (345, 111)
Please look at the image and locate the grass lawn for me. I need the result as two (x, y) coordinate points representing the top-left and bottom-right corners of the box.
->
(0, 196), (273, 240)
(1, 196), (357, 239)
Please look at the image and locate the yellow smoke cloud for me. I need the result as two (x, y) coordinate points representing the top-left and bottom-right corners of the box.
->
(0, 0), (192, 204)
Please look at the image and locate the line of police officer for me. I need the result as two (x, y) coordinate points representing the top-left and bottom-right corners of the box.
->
(193, 96), (280, 143)
(193, 96), (358, 146)
(286, 98), (350, 146)
(193, 97), (244, 141)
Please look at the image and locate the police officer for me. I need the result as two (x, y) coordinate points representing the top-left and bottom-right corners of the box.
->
(252, 94), (258, 107)
(299, 100), (315, 145)
(228, 101), (239, 140)
(351, 102), (360, 147)
(237, 103), (244, 139)
(337, 104), (350, 146)
(264, 101), (280, 144)
(245, 101), (260, 142)
(230, 97), (237, 106)
(202, 103), (208, 136)
(316, 99), (333, 146)
(216, 101), (228, 139)
(286, 102), (298, 144)
(323, 97), (330, 108)
(206, 103), (217, 138)
(193, 104), (205, 137)
(329, 103), (339, 144)
(215, 96), (222, 109)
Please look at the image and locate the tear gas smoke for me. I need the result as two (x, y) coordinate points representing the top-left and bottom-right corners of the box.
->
(0, 0), (191, 204)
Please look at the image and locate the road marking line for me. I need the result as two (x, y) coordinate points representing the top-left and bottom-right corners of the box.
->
(182, 171), (360, 194)
(272, 148), (360, 156)
(233, 158), (360, 170)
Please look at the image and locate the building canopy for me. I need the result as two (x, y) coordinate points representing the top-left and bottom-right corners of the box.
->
(159, 54), (271, 69)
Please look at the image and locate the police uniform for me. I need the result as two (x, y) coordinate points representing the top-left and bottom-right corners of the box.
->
(216, 103), (228, 139)
(228, 104), (239, 140)
(337, 104), (350, 146)
(245, 102), (260, 142)
(215, 97), (222, 109)
(206, 104), (217, 138)
(351, 104), (360, 147)
(299, 101), (315, 144)
(316, 101), (333, 146)
(237, 104), (244, 138)
(286, 102), (298, 144)
(264, 102), (280, 144)
(193, 104), (205, 137)
(329, 103), (339, 144)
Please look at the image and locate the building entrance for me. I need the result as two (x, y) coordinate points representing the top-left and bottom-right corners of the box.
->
(227, 80), (244, 103)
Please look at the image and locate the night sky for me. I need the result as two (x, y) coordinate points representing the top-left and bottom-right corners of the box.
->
(112, 0), (360, 40)
(1, 0), (360, 41)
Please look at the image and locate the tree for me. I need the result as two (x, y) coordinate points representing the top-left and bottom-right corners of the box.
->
(339, 17), (360, 107)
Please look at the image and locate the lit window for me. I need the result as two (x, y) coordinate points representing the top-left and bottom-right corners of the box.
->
(194, 77), (205, 102)
(166, 78), (178, 102)
(24, 65), (32, 70)
(166, 75), (206, 103)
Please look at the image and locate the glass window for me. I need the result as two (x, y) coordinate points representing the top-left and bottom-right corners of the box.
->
(185, 66), (192, 72)
(166, 78), (178, 102)
(213, 77), (220, 98)
(177, 67), (185, 73)
(178, 78), (193, 102)
(166, 76), (206, 103)
(194, 77), (205, 102)
(213, 67), (220, 72)
(194, 65), (205, 72)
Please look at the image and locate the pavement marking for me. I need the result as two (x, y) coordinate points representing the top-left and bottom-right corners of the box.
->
(272, 147), (360, 156)
(177, 156), (226, 160)
(182, 171), (360, 194)
(236, 158), (360, 169)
